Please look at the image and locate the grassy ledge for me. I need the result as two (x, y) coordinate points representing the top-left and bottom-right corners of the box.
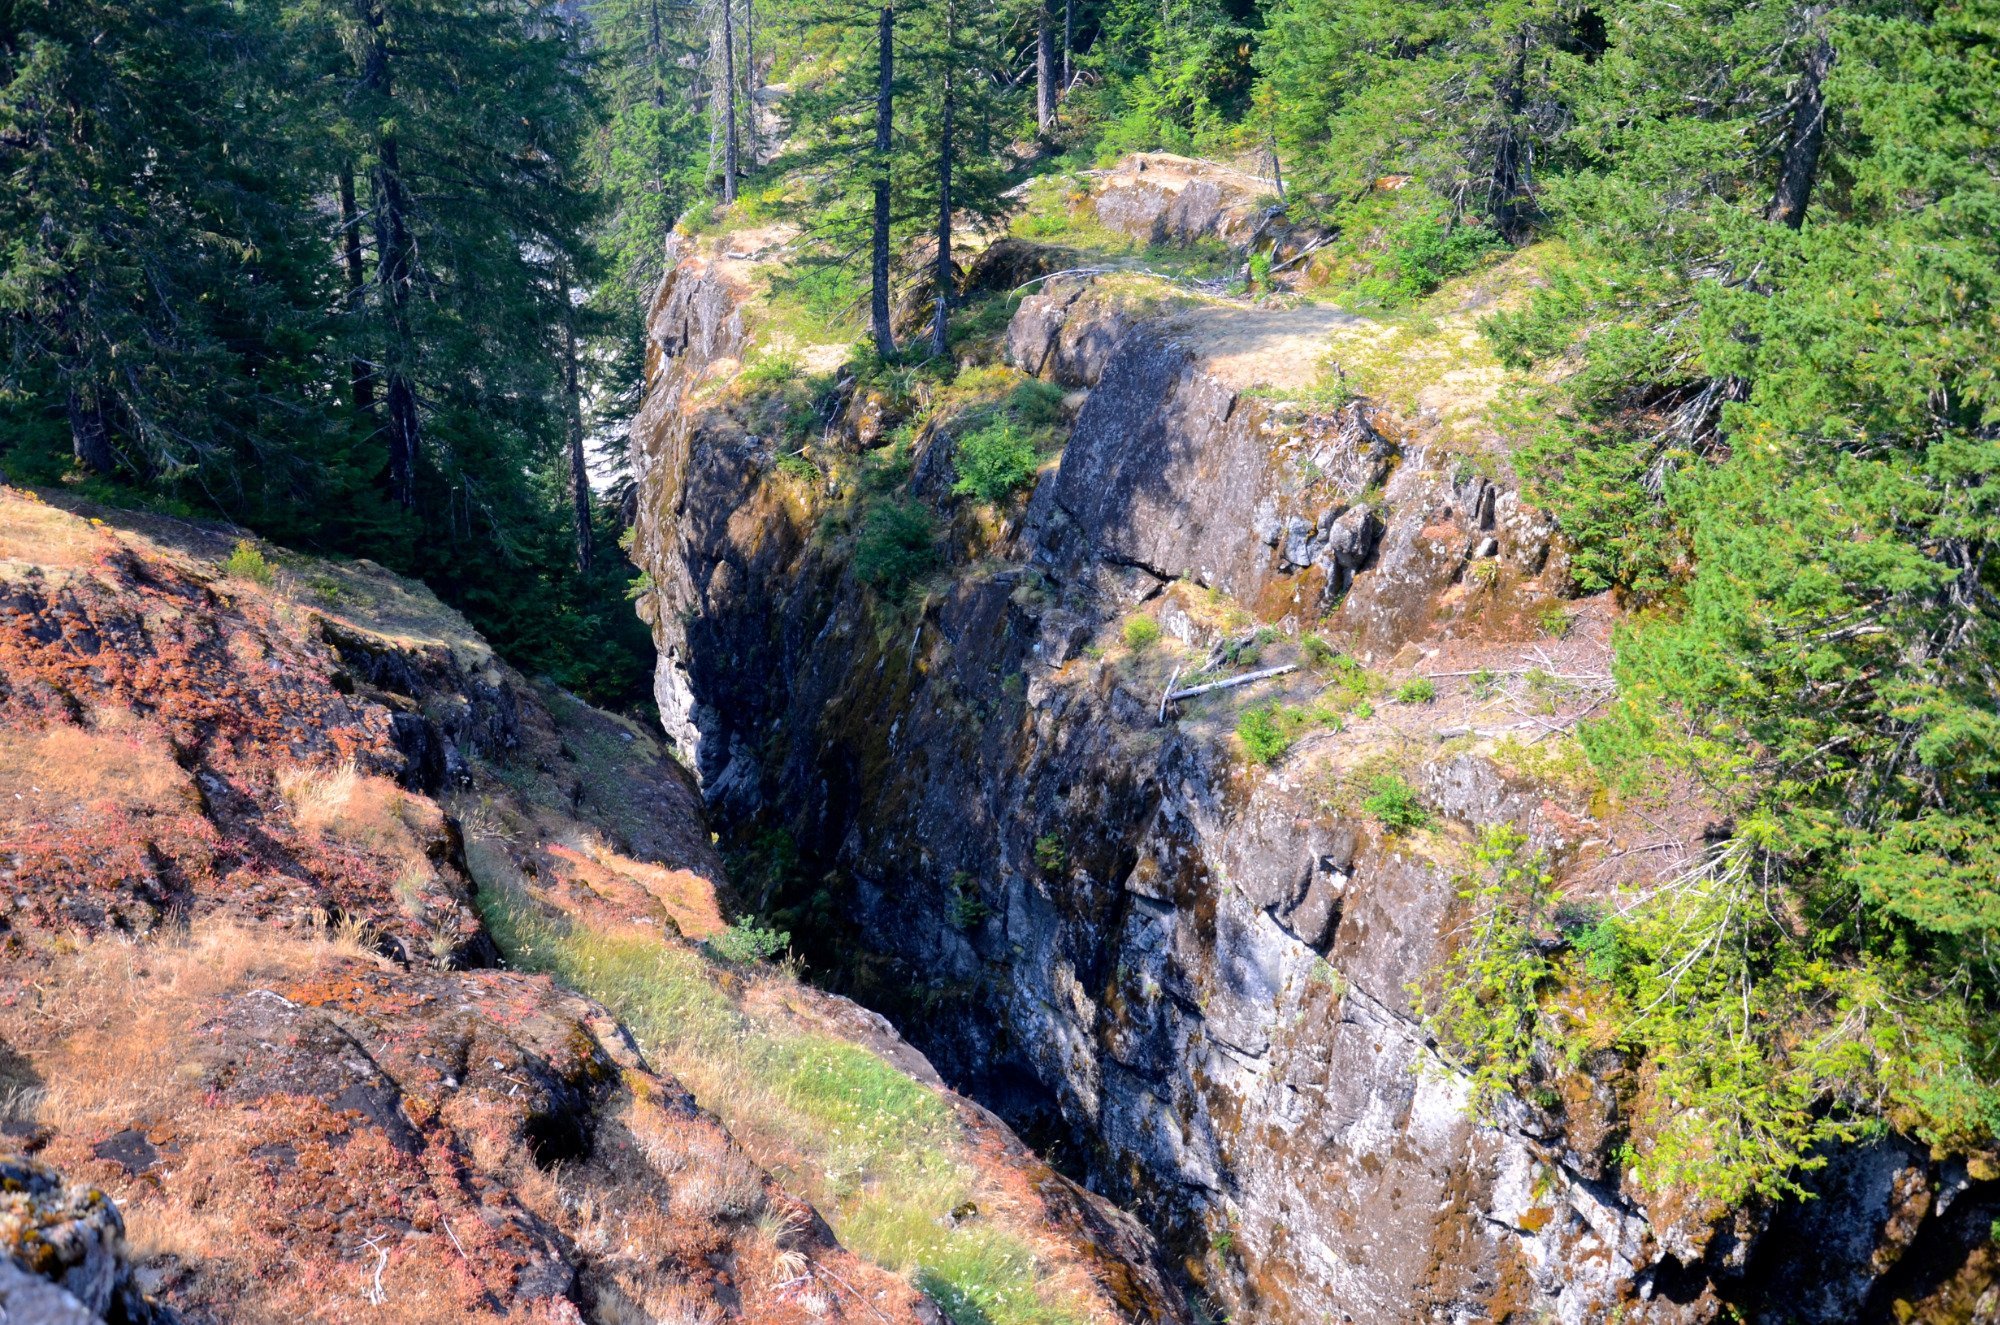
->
(464, 830), (1094, 1325)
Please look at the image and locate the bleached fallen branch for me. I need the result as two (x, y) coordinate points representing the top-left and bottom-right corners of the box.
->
(1167, 663), (1296, 702)
(1009, 265), (1119, 294)
(1420, 667), (1613, 683)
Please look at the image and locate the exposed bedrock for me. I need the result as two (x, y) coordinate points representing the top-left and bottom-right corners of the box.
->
(630, 247), (2000, 1324)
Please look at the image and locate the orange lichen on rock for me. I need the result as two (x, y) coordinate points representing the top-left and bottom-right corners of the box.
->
(0, 488), (933, 1323)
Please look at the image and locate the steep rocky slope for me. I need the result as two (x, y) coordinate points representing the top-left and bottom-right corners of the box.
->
(629, 161), (2000, 1324)
(0, 486), (1178, 1324)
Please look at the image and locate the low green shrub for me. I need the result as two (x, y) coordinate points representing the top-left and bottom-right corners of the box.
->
(1006, 379), (1067, 429)
(1123, 615), (1163, 651)
(742, 349), (805, 391)
(706, 923), (791, 964)
(1033, 833), (1067, 874)
(1362, 774), (1431, 831)
(224, 539), (274, 586)
(1238, 704), (1294, 764)
(853, 499), (938, 590)
(946, 872), (990, 930)
(775, 450), (819, 481)
(1395, 676), (1437, 704)
(951, 420), (1041, 504)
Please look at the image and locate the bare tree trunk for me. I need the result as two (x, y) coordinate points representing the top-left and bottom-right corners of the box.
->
(871, 4), (896, 358)
(558, 262), (593, 574)
(337, 166), (376, 418)
(1767, 32), (1833, 228)
(742, 0), (758, 158)
(648, 0), (667, 107)
(1062, 0), (1072, 89)
(374, 147), (420, 509)
(357, 0), (420, 510)
(721, 0), (739, 201)
(1487, 30), (1532, 240)
(1035, 0), (1055, 134)
(66, 384), (114, 474)
(931, 2), (955, 358)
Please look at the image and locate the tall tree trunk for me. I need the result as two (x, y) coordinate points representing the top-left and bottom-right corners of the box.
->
(558, 263), (593, 574)
(1488, 30), (1532, 240)
(1767, 33), (1833, 228)
(1062, 0), (1072, 90)
(742, 0), (758, 158)
(337, 165), (376, 418)
(931, 4), (954, 358)
(649, 0), (667, 107)
(66, 383), (115, 474)
(357, 0), (420, 509)
(721, 0), (739, 202)
(373, 144), (421, 510)
(1035, 0), (1055, 134)
(871, 5), (896, 358)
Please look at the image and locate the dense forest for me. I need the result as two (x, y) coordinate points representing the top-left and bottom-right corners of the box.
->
(3, 0), (1995, 1214)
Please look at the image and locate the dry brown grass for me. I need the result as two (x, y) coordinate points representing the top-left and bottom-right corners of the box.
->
(279, 761), (441, 882)
(0, 489), (110, 568)
(0, 721), (197, 818)
(627, 1100), (768, 1222)
(0, 919), (374, 1136)
(561, 841), (727, 940)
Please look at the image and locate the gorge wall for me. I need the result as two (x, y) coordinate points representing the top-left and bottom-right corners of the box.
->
(628, 177), (2000, 1325)
(0, 486), (1178, 1325)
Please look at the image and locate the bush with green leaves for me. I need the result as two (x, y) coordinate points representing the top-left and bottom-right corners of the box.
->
(1238, 704), (1294, 765)
(1361, 774), (1430, 831)
(224, 540), (274, 586)
(950, 420), (1041, 504)
(1033, 833), (1067, 874)
(1123, 615), (1163, 651)
(1005, 379), (1067, 430)
(1394, 676), (1436, 704)
(946, 872), (989, 930)
(706, 923), (791, 965)
(852, 499), (938, 591)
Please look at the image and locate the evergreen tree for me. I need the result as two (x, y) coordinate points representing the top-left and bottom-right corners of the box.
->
(588, 0), (711, 298)
(1256, 0), (1594, 237)
(0, 0), (334, 485)
(1477, 0), (2000, 1190)
(785, 0), (1016, 357)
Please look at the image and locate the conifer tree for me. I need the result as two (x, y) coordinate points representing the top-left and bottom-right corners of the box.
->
(283, 0), (598, 523)
(0, 0), (330, 481)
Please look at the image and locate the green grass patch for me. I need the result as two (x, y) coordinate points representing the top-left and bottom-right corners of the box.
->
(225, 539), (275, 585)
(1394, 676), (1436, 704)
(465, 842), (1088, 1325)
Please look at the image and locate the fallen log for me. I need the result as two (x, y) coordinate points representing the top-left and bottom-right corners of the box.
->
(1166, 663), (1297, 702)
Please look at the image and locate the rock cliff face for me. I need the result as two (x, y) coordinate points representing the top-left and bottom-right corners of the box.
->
(630, 208), (2000, 1324)
(0, 487), (1173, 1325)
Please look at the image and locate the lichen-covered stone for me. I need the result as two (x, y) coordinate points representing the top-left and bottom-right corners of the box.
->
(629, 232), (2000, 1325)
